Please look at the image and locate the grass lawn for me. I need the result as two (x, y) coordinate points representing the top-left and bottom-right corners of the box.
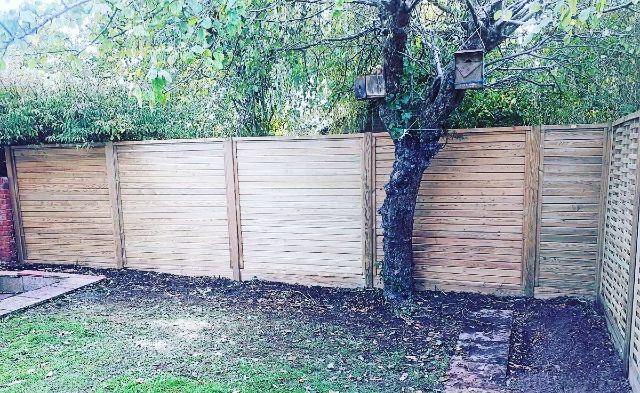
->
(0, 269), (455, 393)
(0, 266), (631, 393)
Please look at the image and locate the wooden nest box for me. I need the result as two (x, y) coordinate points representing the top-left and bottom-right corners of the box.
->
(454, 49), (485, 90)
(354, 74), (386, 100)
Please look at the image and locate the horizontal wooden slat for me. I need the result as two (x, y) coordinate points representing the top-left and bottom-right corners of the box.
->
(536, 125), (606, 298)
(237, 138), (365, 287)
(375, 129), (526, 291)
(117, 141), (233, 277)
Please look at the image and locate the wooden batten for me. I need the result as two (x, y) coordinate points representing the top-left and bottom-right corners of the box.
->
(522, 126), (541, 297)
(224, 139), (243, 281)
(105, 142), (126, 269)
(372, 133), (383, 288)
(4, 146), (26, 262)
(534, 127), (545, 288)
(623, 124), (640, 370)
(361, 132), (375, 287)
(595, 124), (613, 298)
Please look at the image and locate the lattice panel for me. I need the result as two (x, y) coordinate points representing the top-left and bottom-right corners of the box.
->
(601, 114), (640, 354)
(621, 114), (640, 391)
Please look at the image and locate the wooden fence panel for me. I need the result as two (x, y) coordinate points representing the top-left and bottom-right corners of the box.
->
(235, 136), (366, 287)
(6, 123), (620, 299)
(12, 146), (116, 267)
(535, 124), (608, 298)
(116, 141), (233, 277)
(615, 113), (640, 389)
(600, 113), (640, 358)
(374, 127), (528, 295)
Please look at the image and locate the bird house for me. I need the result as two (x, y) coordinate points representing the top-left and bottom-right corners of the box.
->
(454, 49), (485, 90)
(354, 75), (386, 100)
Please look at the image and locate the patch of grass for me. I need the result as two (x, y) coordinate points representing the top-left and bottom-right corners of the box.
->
(98, 375), (227, 393)
(98, 362), (345, 393)
(0, 314), (110, 390)
(0, 282), (450, 393)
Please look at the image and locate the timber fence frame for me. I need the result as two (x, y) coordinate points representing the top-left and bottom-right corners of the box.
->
(4, 124), (611, 296)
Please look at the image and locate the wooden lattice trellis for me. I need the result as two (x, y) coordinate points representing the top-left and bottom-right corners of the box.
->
(615, 114), (640, 391)
(600, 117), (639, 352)
(599, 112), (640, 373)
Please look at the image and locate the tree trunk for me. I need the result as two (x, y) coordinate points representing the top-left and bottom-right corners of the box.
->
(379, 133), (441, 305)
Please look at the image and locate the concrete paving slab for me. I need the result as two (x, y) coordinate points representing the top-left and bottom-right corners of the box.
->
(0, 270), (105, 319)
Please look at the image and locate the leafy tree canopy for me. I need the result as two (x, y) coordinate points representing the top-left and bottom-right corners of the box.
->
(0, 0), (637, 145)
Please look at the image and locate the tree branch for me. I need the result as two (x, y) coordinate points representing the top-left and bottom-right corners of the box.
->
(1, 0), (93, 54)
(604, 1), (635, 13)
(282, 27), (379, 51)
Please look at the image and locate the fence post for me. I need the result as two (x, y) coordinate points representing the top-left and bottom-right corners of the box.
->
(523, 126), (541, 297)
(623, 123), (640, 372)
(224, 139), (243, 281)
(362, 133), (375, 288)
(4, 146), (25, 263)
(595, 124), (613, 300)
(105, 142), (125, 269)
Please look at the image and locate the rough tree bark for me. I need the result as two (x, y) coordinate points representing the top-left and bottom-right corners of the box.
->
(376, 0), (504, 305)
(379, 134), (442, 304)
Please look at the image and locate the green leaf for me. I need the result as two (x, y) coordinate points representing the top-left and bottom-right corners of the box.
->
(212, 59), (223, 70)
(191, 44), (205, 54)
(201, 17), (212, 29)
(529, 2), (542, 13)
(157, 69), (173, 83)
(26, 57), (37, 69)
(147, 68), (158, 80)
(578, 7), (593, 23)
(151, 77), (167, 103)
(188, 0), (203, 13)
(213, 50), (224, 62)
(167, 53), (178, 66)
(169, 0), (184, 15)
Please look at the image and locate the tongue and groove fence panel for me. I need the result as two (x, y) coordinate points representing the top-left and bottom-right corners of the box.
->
(4, 124), (611, 296)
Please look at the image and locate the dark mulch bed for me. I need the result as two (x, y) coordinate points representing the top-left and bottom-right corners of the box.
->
(507, 298), (629, 392)
(1, 263), (631, 392)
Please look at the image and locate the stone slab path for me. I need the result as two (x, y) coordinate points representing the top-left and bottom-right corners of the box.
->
(445, 309), (514, 393)
(0, 270), (104, 318)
